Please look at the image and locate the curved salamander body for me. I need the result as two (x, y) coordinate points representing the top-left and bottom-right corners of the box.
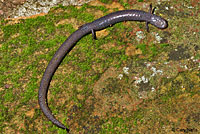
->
(38, 4), (168, 132)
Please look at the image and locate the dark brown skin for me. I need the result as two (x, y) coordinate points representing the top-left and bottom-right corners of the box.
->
(38, 4), (168, 132)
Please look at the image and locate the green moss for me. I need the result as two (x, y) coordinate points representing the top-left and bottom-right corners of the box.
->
(194, 53), (200, 59)
(2, 24), (18, 39)
(136, 43), (147, 54)
(79, 3), (88, 11)
(99, 0), (112, 4)
(45, 22), (56, 34)
(21, 78), (38, 103)
(149, 44), (158, 59)
(101, 117), (129, 133)
(159, 43), (169, 48)
(133, 109), (144, 126)
(94, 6), (108, 12)
(3, 89), (14, 102)
(77, 13), (94, 22)
(122, 2), (130, 8)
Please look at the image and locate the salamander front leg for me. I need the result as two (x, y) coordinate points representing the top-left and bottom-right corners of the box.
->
(91, 29), (97, 39)
(149, 3), (156, 14)
(146, 4), (157, 32)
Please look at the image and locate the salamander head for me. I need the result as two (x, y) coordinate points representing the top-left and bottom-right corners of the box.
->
(150, 15), (168, 29)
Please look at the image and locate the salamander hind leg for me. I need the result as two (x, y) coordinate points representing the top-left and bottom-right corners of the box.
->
(91, 29), (97, 39)
(146, 22), (150, 32)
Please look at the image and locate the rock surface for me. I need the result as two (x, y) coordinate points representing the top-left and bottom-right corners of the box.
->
(0, 0), (93, 19)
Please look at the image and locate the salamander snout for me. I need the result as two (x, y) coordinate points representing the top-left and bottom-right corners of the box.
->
(150, 16), (168, 29)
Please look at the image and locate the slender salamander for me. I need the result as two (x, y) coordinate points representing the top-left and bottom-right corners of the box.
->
(38, 4), (168, 132)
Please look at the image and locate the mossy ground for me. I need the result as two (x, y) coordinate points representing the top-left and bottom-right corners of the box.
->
(0, 0), (199, 133)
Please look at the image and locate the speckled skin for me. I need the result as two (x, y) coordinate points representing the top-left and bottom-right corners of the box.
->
(38, 7), (168, 132)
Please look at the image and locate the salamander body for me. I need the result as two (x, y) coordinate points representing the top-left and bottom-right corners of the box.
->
(38, 4), (168, 132)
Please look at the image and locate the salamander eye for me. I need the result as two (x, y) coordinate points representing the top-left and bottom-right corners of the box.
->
(150, 16), (168, 29)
